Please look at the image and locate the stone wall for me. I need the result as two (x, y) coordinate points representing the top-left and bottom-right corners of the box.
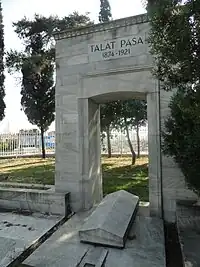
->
(0, 186), (70, 216)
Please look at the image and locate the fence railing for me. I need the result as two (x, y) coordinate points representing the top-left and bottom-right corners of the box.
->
(101, 129), (148, 155)
(0, 132), (55, 157)
(0, 128), (148, 157)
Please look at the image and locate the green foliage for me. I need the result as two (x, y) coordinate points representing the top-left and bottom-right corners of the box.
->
(100, 102), (119, 157)
(6, 50), (55, 158)
(98, 0), (113, 156)
(163, 88), (200, 195)
(20, 53), (55, 131)
(0, 157), (149, 201)
(12, 12), (92, 53)
(117, 100), (147, 129)
(148, 0), (200, 194)
(100, 99), (147, 161)
(6, 13), (91, 158)
(100, 102), (119, 131)
(148, 0), (199, 91)
(117, 100), (147, 163)
(99, 0), (112, 23)
(0, 1), (5, 121)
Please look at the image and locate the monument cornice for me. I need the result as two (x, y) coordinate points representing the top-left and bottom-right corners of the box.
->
(53, 13), (149, 41)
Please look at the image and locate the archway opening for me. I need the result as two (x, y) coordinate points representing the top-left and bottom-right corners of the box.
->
(89, 91), (149, 204)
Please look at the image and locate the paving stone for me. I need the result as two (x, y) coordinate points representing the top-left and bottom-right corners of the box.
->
(0, 212), (63, 266)
(177, 206), (200, 267)
(0, 236), (25, 267)
(24, 212), (166, 267)
(77, 247), (109, 267)
(79, 190), (139, 248)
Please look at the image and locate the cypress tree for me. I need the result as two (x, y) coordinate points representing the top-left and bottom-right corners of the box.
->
(0, 1), (5, 121)
(99, 0), (112, 23)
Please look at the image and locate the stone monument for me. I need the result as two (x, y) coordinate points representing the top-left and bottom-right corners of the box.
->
(54, 13), (196, 222)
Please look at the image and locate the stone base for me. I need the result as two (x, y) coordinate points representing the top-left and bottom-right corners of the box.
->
(0, 185), (70, 216)
(0, 212), (64, 267)
(79, 190), (139, 248)
(24, 210), (166, 267)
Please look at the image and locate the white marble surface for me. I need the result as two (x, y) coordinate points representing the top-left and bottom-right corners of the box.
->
(0, 187), (69, 216)
(54, 13), (190, 222)
(0, 212), (63, 267)
(79, 190), (139, 248)
(24, 211), (165, 267)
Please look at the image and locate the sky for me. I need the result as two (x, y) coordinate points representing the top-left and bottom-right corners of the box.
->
(0, 0), (145, 133)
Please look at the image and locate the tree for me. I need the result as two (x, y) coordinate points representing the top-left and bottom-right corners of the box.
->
(6, 13), (91, 158)
(99, 0), (112, 23)
(128, 100), (147, 158)
(7, 51), (55, 158)
(100, 102), (118, 158)
(99, 0), (113, 156)
(22, 53), (55, 158)
(148, 1), (200, 195)
(12, 12), (91, 51)
(148, 0), (196, 91)
(115, 100), (147, 165)
(0, 1), (5, 121)
(163, 88), (200, 195)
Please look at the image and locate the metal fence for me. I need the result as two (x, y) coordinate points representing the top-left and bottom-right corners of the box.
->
(0, 131), (55, 157)
(101, 128), (148, 155)
(0, 127), (148, 157)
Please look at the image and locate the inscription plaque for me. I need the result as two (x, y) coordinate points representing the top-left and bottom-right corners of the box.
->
(88, 34), (149, 62)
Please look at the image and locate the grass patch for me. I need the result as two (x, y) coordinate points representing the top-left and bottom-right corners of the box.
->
(0, 158), (55, 185)
(102, 156), (149, 201)
(0, 156), (149, 201)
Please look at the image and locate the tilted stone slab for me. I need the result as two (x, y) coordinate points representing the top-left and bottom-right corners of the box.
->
(79, 190), (139, 248)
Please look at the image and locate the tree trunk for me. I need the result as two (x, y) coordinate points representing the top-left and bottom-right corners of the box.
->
(106, 125), (112, 158)
(124, 117), (136, 165)
(136, 124), (140, 158)
(41, 127), (45, 159)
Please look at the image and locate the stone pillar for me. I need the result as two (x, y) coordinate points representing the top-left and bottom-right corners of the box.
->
(147, 85), (162, 219)
(78, 98), (102, 210)
(55, 71), (83, 212)
(55, 96), (81, 211)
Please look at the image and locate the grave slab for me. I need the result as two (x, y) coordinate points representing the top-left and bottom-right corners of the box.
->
(24, 209), (166, 267)
(0, 211), (63, 267)
(79, 190), (139, 248)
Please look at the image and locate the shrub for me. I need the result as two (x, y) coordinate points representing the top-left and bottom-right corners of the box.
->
(163, 88), (200, 196)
